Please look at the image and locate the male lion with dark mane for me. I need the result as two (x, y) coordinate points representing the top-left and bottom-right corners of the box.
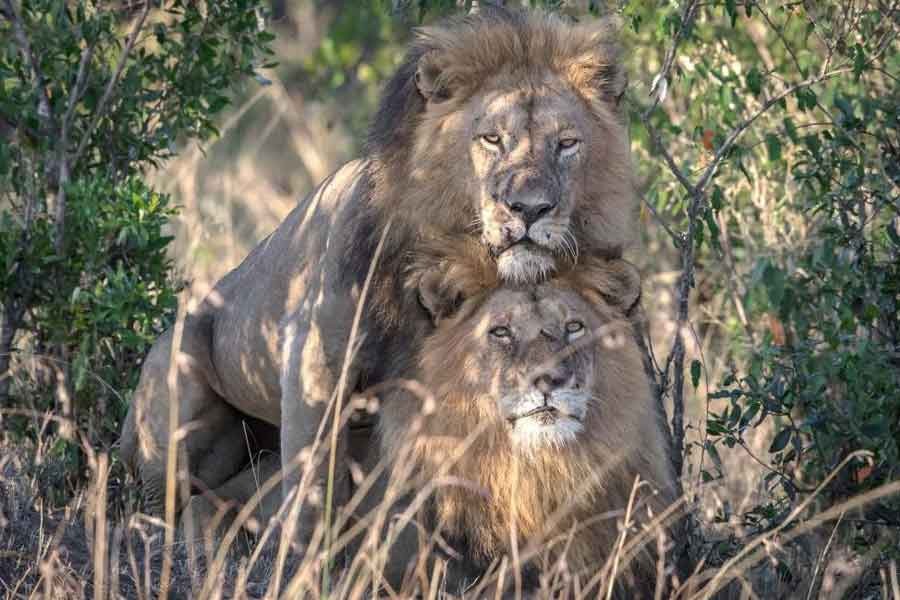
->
(120, 7), (638, 547)
(371, 254), (678, 596)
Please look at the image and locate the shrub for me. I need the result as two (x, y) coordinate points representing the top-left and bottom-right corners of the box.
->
(0, 0), (274, 493)
(708, 90), (900, 524)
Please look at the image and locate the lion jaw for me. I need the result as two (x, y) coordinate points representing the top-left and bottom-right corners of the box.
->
(495, 244), (556, 283)
(501, 389), (588, 451)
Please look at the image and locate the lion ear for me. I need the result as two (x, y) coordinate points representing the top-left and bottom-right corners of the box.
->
(415, 50), (454, 104)
(417, 268), (464, 325)
(569, 17), (628, 107)
(583, 258), (642, 315)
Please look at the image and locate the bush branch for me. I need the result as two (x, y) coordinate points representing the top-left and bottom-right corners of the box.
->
(54, 44), (94, 253)
(2, 0), (52, 133)
(694, 67), (852, 196)
(71, 1), (151, 171)
(643, 63), (853, 488)
(643, 0), (701, 118)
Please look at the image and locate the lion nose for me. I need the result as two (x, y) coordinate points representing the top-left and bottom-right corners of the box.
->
(507, 197), (555, 227)
(533, 371), (567, 395)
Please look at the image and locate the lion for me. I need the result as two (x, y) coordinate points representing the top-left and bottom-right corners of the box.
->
(136, 252), (677, 597)
(369, 255), (678, 596)
(119, 6), (638, 547)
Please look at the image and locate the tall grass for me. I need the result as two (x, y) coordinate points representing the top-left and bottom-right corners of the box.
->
(3, 401), (899, 599)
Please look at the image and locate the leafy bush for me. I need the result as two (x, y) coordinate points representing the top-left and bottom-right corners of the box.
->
(708, 90), (900, 524)
(0, 0), (274, 491)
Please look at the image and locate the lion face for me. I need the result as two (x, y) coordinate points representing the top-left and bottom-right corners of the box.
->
(370, 9), (635, 287)
(418, 269), (637, 454)
(466, 81), (597, 283)
(473, 286), (597, 450)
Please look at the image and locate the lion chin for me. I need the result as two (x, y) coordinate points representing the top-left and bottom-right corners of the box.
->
(509, 414), (584, 451)
(495, 243), (557, 283)
(502, 389), (589, 452)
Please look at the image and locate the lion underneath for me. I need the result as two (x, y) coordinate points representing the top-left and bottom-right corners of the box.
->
(361, 255), (680, 596)
(162, 254), (679, 596)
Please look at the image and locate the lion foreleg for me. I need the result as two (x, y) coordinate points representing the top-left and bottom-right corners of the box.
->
(180, 452), (282, 553)
(279, 315), (354, 553)
(122, 326), (242, 515)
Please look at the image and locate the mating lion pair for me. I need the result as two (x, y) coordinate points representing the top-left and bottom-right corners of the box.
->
(119, 7), (678, 596)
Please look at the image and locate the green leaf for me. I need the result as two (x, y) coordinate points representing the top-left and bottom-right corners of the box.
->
(725, 0), (737, 27)
(705, 440), (723, 471)
(853, 44), (867, 80)
(835, 96), (854, 120)
(704, 209), (722, 252)
(887, 221), (900, 248)
(769, 428), (792, 453)
(745, 66), (762, 96)
(711, 185), (724, 211)
(796, 87), (817, 111)
(765, 134), (782, 162)
(691, 359), (702, 388)
(783, 118), (798, 143)
(762, 263), (786, 307)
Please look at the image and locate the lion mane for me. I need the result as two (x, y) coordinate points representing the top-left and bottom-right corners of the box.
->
(363, 7), (636, 328)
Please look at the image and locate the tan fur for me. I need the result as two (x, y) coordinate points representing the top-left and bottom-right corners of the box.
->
(119, 8), (638, 554)
(368, 8), (635, 296)
(379, 258), (677, 593)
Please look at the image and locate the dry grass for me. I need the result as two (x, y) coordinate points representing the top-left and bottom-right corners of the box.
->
(3, 405), (898, 599)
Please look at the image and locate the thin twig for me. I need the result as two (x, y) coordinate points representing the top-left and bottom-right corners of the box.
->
(54, 44), (95, 252)
(754, 2), (804, 75)
(3, 0), (52, 134)
(71, 1), (151, 171)
(640, 114), (697, 199)
(640, 196), (680, 243)
(643, 0), (702, 118)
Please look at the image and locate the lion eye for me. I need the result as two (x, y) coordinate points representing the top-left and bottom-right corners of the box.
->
(558, 138), (580, 151)
(565, 320), (585, 339)
(481, 133), (502, 147)
(489, 325), (511, 339)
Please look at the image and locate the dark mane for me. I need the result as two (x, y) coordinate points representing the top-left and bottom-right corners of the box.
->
(360, 7), (634, 330)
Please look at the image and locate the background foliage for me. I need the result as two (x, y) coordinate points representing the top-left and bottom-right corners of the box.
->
(0, 0), (274, 492)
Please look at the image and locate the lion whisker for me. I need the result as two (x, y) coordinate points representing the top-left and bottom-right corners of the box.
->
(565, 229), (580, 265)
(556, 230), (577, 265)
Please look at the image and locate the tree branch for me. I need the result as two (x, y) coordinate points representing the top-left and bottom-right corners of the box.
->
(636, 0), (702, 492)
(71, 1), (151, 170)
(54, 44), (94, 253)
(3, 0), (52, 134)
